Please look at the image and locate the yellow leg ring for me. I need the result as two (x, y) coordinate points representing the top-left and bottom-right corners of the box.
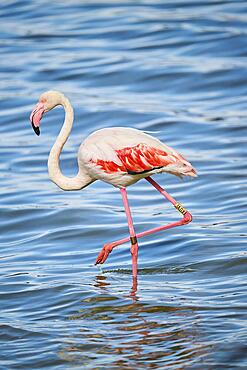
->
(175, 202), (187, 215)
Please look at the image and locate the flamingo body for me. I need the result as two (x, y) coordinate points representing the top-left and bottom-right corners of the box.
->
(79, 127), (196, 188)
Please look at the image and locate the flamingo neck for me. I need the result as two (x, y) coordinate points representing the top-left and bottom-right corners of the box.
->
(47, 95), (93, 191)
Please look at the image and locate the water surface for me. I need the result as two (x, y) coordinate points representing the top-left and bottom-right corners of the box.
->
(0, 1), (247, 369)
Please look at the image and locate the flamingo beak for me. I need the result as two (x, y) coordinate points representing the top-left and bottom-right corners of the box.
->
(30, 102), (45, 136)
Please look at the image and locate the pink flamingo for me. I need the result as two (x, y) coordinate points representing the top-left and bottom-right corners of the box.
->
(30, 91), (197, 278)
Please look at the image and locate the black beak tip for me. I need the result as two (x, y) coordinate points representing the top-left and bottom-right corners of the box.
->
(32, 122), (40, 136)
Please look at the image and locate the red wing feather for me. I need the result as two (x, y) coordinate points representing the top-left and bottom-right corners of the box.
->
(94, 159), (126, 173)
(116, 143), (171, 173)
(93, 144), (175, 174)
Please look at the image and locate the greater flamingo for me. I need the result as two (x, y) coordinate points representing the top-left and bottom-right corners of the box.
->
(30, 91), (197, 278)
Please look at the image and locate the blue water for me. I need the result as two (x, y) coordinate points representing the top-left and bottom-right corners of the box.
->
(1, 1), (247, 369)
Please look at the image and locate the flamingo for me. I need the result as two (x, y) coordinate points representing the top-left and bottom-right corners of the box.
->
(30, 91), (197, 278)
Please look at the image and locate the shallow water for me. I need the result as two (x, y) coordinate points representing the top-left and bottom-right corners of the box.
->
(1, 1), (247, 369)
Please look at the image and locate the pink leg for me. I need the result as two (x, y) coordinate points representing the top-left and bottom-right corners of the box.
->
(121, 188), (139, 278)
(95, 176), (192, 267)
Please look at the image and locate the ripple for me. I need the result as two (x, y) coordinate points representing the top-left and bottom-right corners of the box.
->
(1, 0), (247, 369)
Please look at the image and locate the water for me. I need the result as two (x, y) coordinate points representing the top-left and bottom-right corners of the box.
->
(0, 0), (247, 369)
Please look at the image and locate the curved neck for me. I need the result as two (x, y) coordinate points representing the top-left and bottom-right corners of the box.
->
(48, 96), (92, 191)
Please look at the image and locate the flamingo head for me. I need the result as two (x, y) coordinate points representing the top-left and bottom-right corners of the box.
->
(30, 91), (64, 136)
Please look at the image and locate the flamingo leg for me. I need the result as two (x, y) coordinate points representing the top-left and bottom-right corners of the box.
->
(95, 176), (192, 269)
(120, 187), (139, 278)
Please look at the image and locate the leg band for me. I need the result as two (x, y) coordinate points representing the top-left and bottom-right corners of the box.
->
(175, 202), (187, 215)
(130, 236), (138, 245)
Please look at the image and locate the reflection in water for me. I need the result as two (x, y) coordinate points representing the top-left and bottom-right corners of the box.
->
(94, 274), (138, 301)
(130, 276), (138, 301)
(59, 275), (208, 369)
